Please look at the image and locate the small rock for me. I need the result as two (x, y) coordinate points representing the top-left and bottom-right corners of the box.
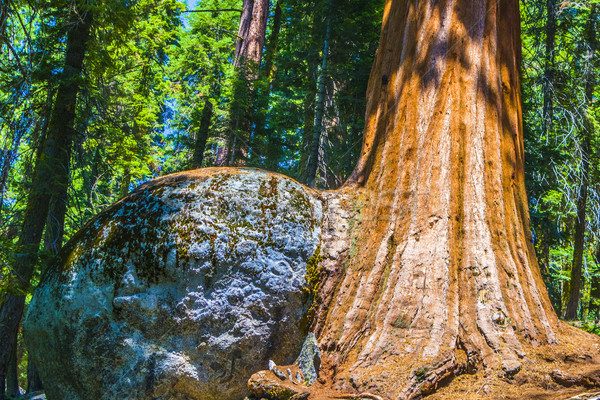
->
(269, 360), (277, 371)
(297, 371), (304, 384)
(288, 368), (293, 381)
(248, 371), (302, 399)
(296, 333), (321, 385)
(273, 366), (288, 381)
(483, 385), (490, 394)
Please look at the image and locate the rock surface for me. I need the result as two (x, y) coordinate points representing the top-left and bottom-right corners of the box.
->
(297, 334), (321, 385)
(24, 168), (322, 400)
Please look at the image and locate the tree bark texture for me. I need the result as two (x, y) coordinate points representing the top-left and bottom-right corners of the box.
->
(255, 0), (282, 170)
(43, 181), (69, 257)
(309, 0), (599, 398)
(542, 0), (556, 137)
(306, 0), (332, 188)
(5, 332), (19, 399)
(192, 99), (213, 168)
(0, 7), (92, 393)
(564, 3), (597, 321)
(234, 0), (269, 70)
(0, 127), (25, 216)
(25, 361), (43, 395)
(222, 0), (269, 166)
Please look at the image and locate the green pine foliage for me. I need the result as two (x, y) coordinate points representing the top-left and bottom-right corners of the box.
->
(522, 0), (600, 320)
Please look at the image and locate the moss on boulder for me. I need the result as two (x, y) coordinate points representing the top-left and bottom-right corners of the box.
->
(24, 168), (322, 400)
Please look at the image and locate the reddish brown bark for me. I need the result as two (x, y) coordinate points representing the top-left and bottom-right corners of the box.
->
(307, 0), (600, 398)
(221, 0), (269, 166)
(234, 0), (269, 70)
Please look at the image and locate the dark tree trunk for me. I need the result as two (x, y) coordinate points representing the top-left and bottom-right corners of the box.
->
(0, 6), (92, 393)
(192, 99), (213, 168)
(43, 181), (69, 256)
(564, 3), (597, 321)
(85, 146), (102, 209)
(542, 0), (556, 137)
(300, 63), (317, 179)
(0, 1), (7, 54)
(5, 332), (19, 399)
(255, 0), (282, 170)
(25, 361), (43, 394)
(306, 0), (332, 188)
(120, 169), (131, 199)
(0, 128), (25, 216)
(0, 149), (11, 214)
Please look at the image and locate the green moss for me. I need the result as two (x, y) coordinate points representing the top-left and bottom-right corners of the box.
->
(53, 172), (320, 298)
(413, 366), (430, 382)
(299, 245), (323, 333)
(306, 245), (323, 297)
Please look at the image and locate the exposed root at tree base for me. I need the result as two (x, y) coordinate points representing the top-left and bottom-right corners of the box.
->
(249, 325), (600, 400)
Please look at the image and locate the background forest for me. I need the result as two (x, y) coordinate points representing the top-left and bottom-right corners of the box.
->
(0, 0), (598, 396)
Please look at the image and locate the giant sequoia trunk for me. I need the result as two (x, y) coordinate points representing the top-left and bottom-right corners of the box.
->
(307, 0), (600, 398)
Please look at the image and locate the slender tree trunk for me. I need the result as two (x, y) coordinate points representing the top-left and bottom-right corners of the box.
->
(120, 169), (131, 199)
(564, 3), (597, 321)
(542, 0), (556, 137)
(306, 0), (332, 188)
(564, 167), (589, 320)
(0, 7), (92, 395)
(25, 362), (42, 395)
(192, 99), (213, 168)
(0, 0), (7, 55)
(43, 178), (69, 256)
(85, 146), (101, 209)
(309, 0), (586, 397)
(5, 332), (19, 399)
(234, 0), (269, 70)
(591, 244), (600, 319)
(224, 0), (269, 166)
(300, 63), (317, 178)
(256, 0), (282, 170)
(0, 149), (11, 214)
(0, 128), (24, 216)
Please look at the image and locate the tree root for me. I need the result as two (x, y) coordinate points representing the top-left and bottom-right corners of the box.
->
(551, 369), (600, 388)
(333, 393), (385, 400)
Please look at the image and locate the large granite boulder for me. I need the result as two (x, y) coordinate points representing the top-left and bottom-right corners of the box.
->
(24, 168), (322, 400)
